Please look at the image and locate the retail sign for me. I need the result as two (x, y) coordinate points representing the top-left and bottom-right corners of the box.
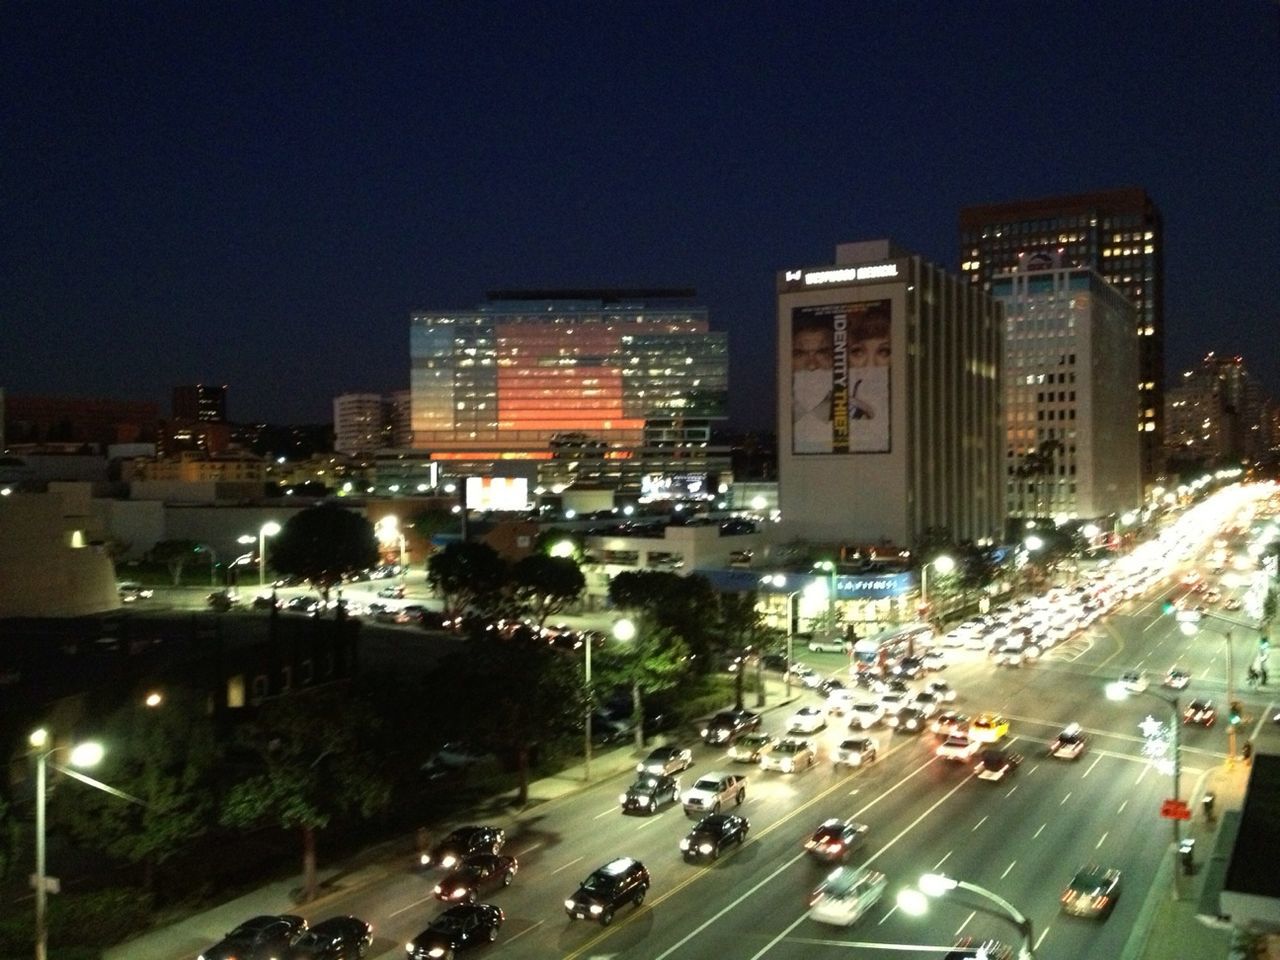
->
(802, 263), (900, 286)
(1160, 799), (1191, 820)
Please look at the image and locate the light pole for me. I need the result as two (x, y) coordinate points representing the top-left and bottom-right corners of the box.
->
(29, 730), (106, 960)
(898, 872), (1036, 960)
(813, 560), (838, 640)
(193, 544), (218, 587)
(761, 575), (801, 697)
(257, 521), (281, 588)
(920, 554), (956, 626)
(1106, 682), (1182, 898)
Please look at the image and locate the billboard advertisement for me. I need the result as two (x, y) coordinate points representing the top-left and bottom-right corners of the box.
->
(791, 299), (891, 454)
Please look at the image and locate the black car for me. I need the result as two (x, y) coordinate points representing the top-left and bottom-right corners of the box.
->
(289, 916), (372, 960)
(285, 596), (320, 614)
(818, 678), (847, 698)
(406, 903), (504, 959)
(803, 818), (869, 863)
(433, 853), (518, 903)
(974, 748), (1023, 782)
(700, 708), (762, 745)
(619, 773), (681, 815)
(680, 813), (749, 861)
(420, 825), (506, 870)
(887, 706), (927, 733)
(197, 915), (307, 960)
(564, 857), (650, 925)
(891, 656), (925, 679)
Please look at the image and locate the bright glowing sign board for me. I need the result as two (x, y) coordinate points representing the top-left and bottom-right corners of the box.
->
(465, 476), (529, 512)
(802, 263), (900, 285)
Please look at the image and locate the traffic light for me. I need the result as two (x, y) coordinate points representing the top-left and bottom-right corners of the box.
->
(1261, 635), (1271, 652)
(1161, 598), (1177, 615)
(1229, 701), (1242, 726)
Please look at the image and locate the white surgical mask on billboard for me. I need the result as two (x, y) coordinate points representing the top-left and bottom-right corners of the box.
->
(793, 369), (832, 411)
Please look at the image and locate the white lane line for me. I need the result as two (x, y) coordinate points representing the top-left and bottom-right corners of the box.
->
(636, 814), (665, 829)
(1033, 822), (1048, 839)
(1035, 925), (1051, 950)
(1096, 831), (1109, 849)
(504, 919), (544, 944)
(877, 903), (898, 925)
(934, 850), (953, 870)
(972, 815), (989, 832)
(848, 788), (860, 796)
(594, 806), (617, 820)
(1028, 763), (1041, 775)
(1060, 791), (1073, 806)
(955, 910), (977, 937)
(1001, 859), (1017, 879)
(1082, 756), (1103, 779)
(389, 893), (435, 918)
(1250, 701), (1274, 742)
(550, 856), (583, 876)
(1005, 784), (1019, 798)
(1118, 799), (1129, 814)
(1136, 763), (1151, 784)
(515, 841), (543, 857)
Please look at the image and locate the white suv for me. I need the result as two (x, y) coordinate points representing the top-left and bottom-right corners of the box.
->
(681, 772), (747, 816)
(847, 702), (884, 730)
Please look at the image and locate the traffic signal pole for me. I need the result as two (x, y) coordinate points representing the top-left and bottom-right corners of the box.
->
(1226, 629), (1237, 766)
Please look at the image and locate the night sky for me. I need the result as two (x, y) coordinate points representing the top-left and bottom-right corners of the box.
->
(2, 2), (1277, 431)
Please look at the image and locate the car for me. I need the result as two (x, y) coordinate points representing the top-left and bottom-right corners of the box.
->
(421, 743), (489, 779)
(847, 701), (885, 730)
(117, 581), (154, 602)
(924, 679), (956, 702)
(680, 813), (749, 861)
(433, 853), (518, 903)
(419, 826), (506, 869)
(909, 691), (941, 716)
(377, 584), (406, 598)
(405, 902), (504, 958)
(993, 644), (1024, 667)
(809, 635), (847, 653)
(1183, 698), (1217, 726)
(1225, 598), (1243, 611)
(1119, 670), (1148, 693)
(636, 745), (693, 776)
(849, 670), (887, 692)
(787, 706), (827, 733)
(935, 734), (979, 761)
(728, 732), (776, 763)
(833, 737), (878, 767)
(886, 705), (926, 733)
(760, 737), (817, 773)
(825, 687), (858, 715)
(1164, 668), (1191, 689)
(564, 857), (650, 925)
(807, 865), (888, 926)
(818, 677), (847, 698)
(289, 915), (372, 960)
(197, 915), (308, 960)
(761, 652), (789, 672)
(619, 773), (682, 814)
(943, 938), (1014, 960)
(793, 665), (824, 689)
(207, 590), (238, 611)
(1060, 864), (1121, 918)
(921, 649), (948, 671)
(930, 711), (969, 737)
(1049, 724), (1088, 759)
(974, 747), (1022, 781)
(251, 593), (281, 610)
(878, 691), (909, 714)
(891, 656), (925, 679)
(285, 595), (321, 614)
(969, 713), (1009, 743)
(682, 772), (747, 816)
(701, 708), (762, 745)
(804, 818), (869, 863)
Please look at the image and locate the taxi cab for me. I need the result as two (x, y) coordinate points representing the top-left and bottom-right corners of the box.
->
(969, 713), (1009, 743)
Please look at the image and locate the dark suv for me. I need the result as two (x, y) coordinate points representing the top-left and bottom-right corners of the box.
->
(564, 857), (650, 925)
(700, 708), (761, 745)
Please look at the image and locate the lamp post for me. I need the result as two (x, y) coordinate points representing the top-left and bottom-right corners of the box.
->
(193, 544), (218, 587)
(1177, 608), (1254, 764)
(257, 521), (281, 588)
(898, 872), (1036, 960)
(29, 730), (105, 960)
(813, 560), (838, 641)
(1105, 682), (1182, 898)
(761, 575), (801, 697)
(920, 554), (956, 626)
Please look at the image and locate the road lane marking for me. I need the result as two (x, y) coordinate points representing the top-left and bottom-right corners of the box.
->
(1136, 763), (1151, 784)
(877, 903), (898, 925)
(1082, 756), (1103, 778)
(504, 919), (544, 944)
(1004, 785), (1018, 798)
(1096, 831), (1109, 849)
(1034, 822), (1047, 839)
(934, 850), (952, 870)
(550, 856), (583, 876)
(1028, 763), (1041, 775)
(636, 813), (666, 829)
(1001, 859), (1017, 879)
(1118, 799), (1129, 814)
(972, 815), (988, 832)
(1035, 925), (1051, 950)
(389, 893), (434, 918)
(1250, 701), (1274, 741)
(1060, 791), (1073, 805)
(515, 841), (543, 857)
(955, 910), (976, 937)
(593, 806), (616, 820)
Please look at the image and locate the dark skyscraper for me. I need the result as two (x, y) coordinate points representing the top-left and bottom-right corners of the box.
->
(959, 188), (1164, 484)
(172, 384), (228, 423)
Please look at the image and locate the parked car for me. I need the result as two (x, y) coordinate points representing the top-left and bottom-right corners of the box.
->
(289, 916), (372, 960)
(679, 814), (749, 861)
(564, 857), (650, 925)
(197, 915), (307, 960)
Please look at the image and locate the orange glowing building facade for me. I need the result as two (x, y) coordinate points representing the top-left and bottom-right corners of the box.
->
(410, 291), (728, 491)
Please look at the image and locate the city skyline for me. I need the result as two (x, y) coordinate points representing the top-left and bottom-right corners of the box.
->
(2, 3), (1277, 430)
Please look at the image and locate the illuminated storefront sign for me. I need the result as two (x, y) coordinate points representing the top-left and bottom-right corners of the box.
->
(801, 263), (900, 285)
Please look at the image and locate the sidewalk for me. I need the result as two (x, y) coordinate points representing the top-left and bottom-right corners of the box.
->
(1128, 759), (1250, 960)
(107, 677), (801, 960)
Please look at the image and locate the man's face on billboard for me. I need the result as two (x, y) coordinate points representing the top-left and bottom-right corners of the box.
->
(793, 328), (833, 371)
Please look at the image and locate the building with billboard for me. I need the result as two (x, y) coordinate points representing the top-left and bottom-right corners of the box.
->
(777, 240), (1003, 548)
(991, 254), (1140, 523)
(409, 290), (729, 494)
(959, 188), (1164, 483)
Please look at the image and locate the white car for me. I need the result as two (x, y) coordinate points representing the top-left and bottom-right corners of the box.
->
(878, 691), (908, 714)
(935, 734), (979, 761)
(808, 636), (846, 654)
(833, 737), (878, 767)
(760, 737), (817, 773)
(909, 692), (940, 717)
(826, 688), (858, 715)
(1049, 724), (1088, 760)
(921, 649), (947, 671)
(924, 679), (956, 702)
(788, 706), (827, 734)
(847, 702), (884, 730)
(1120, 670), (1149, 693)
(808, 866), (887, 926)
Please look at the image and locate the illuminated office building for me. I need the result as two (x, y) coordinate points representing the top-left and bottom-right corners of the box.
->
(409, 290), (728, 493)
(959, 188), (1164, 483)
(992, 254), (1140, 523)
(172, 383), (228, 423)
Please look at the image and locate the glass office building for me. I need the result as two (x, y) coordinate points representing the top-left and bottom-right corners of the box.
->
(409, 291), (728, 493)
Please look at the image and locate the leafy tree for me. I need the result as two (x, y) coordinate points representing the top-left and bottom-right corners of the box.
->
(427, 541), (509, 619)
(54, 689), (218, 893)
(428, 635), (583, 804)
(221, 687), (391, 903)
(409, 508), (460, 555)
(712, 591), (769, 709)
(270, 505), (379, 600)
(594, 613), (689, 749)
(608, 571), (718, 666)
(511, 554), (585, 628)
(148, 539), (203, 586)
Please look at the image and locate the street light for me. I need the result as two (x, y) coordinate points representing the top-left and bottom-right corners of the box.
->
(761, 574), (801, 697)
(193, 543), (218, 587)
(898, 872), (1036, 960)
(812, 560), (838, 640)
(375, 516), (410, 585)
(920, 554), (956, 625)
(241, 522), (281, 588)
(1178, 609), (1251, 763)
(1105, 682), (1183, 898)
(29, 730), (104, 960)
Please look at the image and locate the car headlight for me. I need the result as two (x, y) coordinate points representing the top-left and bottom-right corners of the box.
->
(619, 793), (629, 804)
(452, 887), (466, 898)
(635, 763), (645, 773)
(404, 943), (414, 954)
(428, 948), (446, 958)
(419, 853), (431, 865)
(441, 855), (456, 867)
(589, 904), (603, 915)
(680, 838), (690, 850)
(699, 842), (713, 853)
(565, 899), (576, 910)
(433, 884), (443, 894)
(700, 728), (709, 737)
(638, 796), (650, 805)
(782, 760), (793, 771)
